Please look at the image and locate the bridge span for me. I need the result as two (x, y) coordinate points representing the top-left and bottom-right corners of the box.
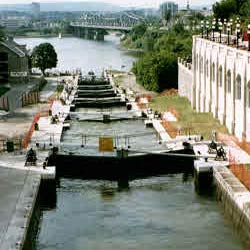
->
(70, 22), (133, 41)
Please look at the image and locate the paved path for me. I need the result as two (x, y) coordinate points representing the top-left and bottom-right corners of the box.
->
(0, 167), (40, 250)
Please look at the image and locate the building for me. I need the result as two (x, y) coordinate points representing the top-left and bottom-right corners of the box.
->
(0, 37), (29, 85)
(159, 1), (178, 20)
(0, 17), (29, 30)
(178, 36), (250, 142)
(31, 2), (40, 18)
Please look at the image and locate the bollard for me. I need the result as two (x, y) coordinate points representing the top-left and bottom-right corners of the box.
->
(116, 148), (128, 159)
(103, 114), (110, 123)
(194, 160), (214, 194)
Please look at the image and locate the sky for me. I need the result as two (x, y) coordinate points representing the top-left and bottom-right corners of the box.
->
(0, 0), (218, 8)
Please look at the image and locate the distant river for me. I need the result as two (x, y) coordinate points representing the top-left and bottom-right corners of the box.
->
(15, 35), (246, 250)
(15, 35), (137, 74)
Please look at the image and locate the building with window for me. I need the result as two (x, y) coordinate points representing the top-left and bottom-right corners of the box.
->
(159, 1), (178, 20)
(31, 2), (40, 18)
(0, 37), (29, 85)
(178, 36), (250, 141)
(0, 16), (29, 30)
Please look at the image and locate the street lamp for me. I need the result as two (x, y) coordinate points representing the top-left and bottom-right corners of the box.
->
(218, 21), (223, 43)
(212, 19), (216, 41)
(223, 19), (227, 33)
(230, 19), (233, 35)
(236, 23), (240, 48)
(206, 20), (210, 39)
(227, 22), (231, 45)
(200, 20), (204, 38)
(247, 24), (250, 51)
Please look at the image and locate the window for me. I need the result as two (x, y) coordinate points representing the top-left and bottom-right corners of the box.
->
(219, 66), (223, 87)
(248, 81), (250, 108)
(200, 57), (203, 74)
(206, 60), (209, 78)
(212, 63), (215, 81)
(196, 54), (199, 70)
(236, 75), (241, 100)
(227, 70), (231, 93)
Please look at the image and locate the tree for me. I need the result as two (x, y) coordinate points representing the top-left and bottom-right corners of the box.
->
(239, 1), (250, 18)
(31, 43), (58, 75)
(0, 26), (5, 41)
(213, 0), (237, 19)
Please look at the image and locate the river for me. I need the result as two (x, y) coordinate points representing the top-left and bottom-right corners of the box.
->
(16, 35), (246, 250)
(15, 35), (137, 74)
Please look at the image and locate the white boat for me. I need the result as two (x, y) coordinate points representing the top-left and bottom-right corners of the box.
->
(58, 33), (62, 39)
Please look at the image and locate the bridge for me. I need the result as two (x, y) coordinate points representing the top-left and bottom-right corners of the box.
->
(70, 11), (143, 41)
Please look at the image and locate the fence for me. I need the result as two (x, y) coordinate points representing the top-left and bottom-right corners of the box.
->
(0, 138), (23, 152)
(22, 112), (41, 149)
(22, 91), (40, 107)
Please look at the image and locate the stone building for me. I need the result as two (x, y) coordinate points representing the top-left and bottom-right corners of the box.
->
(178, 36), (250, 142)
(0, 37), (30, 85)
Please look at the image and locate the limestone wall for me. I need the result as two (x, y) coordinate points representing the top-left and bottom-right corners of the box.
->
(178, 58), (193, 103)
(192, 36), (250, 141)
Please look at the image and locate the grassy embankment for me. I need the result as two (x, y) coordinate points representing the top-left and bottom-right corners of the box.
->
(150, 95), (228, 140)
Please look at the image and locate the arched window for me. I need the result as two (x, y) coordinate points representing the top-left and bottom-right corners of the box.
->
(219, 66), (223, 87)
(200, 57), (203, 73)
(212, 63), (215, 81)
(206, 60), (209, 77)
(196, 54), (199, 70)
(227, 70), (231, 93)
(236, 74), (241, 100)
(248, 81), (250, 108)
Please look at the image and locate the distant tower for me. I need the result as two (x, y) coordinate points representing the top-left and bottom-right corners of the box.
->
(31, 2), (40, 18)
(187, 0), (190, 10)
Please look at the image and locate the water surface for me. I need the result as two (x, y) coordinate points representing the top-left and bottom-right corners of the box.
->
(15, 35), (136, 74)
(37, 175), (244, 250)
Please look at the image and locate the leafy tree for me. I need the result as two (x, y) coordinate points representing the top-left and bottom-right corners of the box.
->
(0, 26), (5, 41)
(239, 1), (250, 18)
(31, 43), (58, 75)
(213, 0), (237, 19)
(130, 22), (147, 41)
(163, 10), (172, 22)
(213, 0), (249, 18)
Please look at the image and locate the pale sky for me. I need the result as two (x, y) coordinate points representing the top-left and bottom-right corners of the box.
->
(0, 0), (217, 8)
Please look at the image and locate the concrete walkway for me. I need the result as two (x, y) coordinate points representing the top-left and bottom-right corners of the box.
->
(0, 168), (40, 250)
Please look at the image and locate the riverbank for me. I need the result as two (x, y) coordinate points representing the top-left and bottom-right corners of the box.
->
(15, 33), (73, 39)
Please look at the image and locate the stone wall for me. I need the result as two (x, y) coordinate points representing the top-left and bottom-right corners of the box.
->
(192, 36), (250, 142)
(178, 58), (193, 103)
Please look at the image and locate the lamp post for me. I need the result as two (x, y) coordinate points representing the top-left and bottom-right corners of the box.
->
(236, 23), (240, 48)
(212, 19), (216, 41)
(247, 24), (250, 51)
(206, 20), (209, 39)
(223, 19), (227, 33)
(227, 22), (231, 45)
(219, 21), (223, 43)
(201, 20), (204, 38)
(230, 19), (233, 35)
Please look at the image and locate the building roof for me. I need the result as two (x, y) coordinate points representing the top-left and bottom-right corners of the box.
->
(0, 38), (27, 57)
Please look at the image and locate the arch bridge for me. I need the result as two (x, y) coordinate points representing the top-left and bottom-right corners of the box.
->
(70, 12), (143, 41)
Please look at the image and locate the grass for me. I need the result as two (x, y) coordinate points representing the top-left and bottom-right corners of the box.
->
(0, 86), (10, 97)
(150, 95), (228, 140)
